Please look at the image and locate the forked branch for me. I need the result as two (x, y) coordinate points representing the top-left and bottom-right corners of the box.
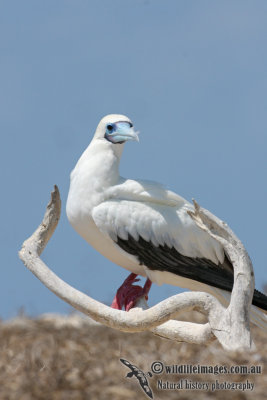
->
(19, 186), (255, 351)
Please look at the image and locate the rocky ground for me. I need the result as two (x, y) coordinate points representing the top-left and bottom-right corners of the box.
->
(0, 312), (266, 400)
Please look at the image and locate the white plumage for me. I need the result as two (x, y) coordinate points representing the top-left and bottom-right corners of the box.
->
(66, 114), (267, 329)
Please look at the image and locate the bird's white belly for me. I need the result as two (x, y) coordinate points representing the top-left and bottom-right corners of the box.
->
(71, 216), (146, 276)
(145, 268), (230, 306)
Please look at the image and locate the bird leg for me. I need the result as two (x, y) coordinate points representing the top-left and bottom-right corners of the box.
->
(111, 273), (152, 311)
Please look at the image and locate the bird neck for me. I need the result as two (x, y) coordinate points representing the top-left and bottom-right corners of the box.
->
(67, 139), (125, 225)
(73, 139), (123, 189)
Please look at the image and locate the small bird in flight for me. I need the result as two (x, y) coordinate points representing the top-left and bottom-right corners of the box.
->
(66, 114), (267, 329)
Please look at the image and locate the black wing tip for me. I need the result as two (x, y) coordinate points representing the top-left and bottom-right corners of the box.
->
(252, 289), (267, 311)
(116, 235), (267, 312)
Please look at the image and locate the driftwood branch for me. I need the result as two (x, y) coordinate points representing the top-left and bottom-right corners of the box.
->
(19, 186), (255, 351)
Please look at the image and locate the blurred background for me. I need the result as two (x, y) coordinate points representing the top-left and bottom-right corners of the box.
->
(1, 0), (266, 319)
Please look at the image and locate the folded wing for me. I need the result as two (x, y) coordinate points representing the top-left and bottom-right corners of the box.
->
(92, 182), (233, 291)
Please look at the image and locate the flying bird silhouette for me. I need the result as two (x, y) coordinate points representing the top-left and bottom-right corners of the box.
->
(120, 358), (153, 399)
(66, 114), (267, 329)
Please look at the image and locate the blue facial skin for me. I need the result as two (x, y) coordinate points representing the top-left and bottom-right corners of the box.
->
(104, 121), (139, 144)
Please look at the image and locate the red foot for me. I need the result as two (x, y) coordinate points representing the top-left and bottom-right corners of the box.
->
(111, 273), (152, 311)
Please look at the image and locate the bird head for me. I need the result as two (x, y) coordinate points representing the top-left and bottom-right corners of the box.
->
(94, 114), (139, 144)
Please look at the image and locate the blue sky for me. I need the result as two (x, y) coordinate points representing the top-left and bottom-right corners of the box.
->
(1, 0), (266, 319)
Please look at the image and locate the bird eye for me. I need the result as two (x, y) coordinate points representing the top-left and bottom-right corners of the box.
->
(107, 124), (114, 133)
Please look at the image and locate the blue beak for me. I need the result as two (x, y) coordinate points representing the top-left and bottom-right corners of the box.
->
(106, 122), (139, 144)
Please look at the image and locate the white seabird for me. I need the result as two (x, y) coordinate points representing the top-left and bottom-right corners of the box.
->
(66, 114), (267, 328)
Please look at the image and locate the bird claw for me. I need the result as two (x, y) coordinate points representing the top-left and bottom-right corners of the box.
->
(111, 273), (152, 311)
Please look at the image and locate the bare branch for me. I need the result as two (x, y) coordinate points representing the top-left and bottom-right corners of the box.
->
(19, 187), (256, 351)
(188, 200), (255, 350)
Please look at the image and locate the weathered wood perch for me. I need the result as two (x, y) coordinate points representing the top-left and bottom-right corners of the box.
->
(19, 186), (256, 351)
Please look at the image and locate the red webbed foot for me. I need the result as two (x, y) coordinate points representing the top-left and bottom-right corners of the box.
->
(111, 273), (152, 311)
